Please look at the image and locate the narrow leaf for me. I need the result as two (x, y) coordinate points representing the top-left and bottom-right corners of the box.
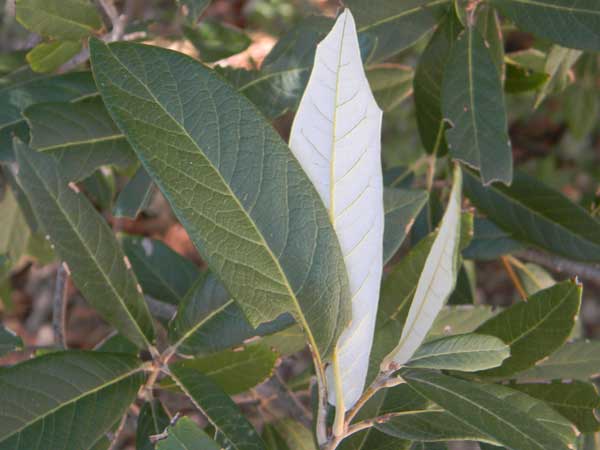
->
(442, 27), (512, 185)
(113, 167), (154, 219)
(184, 21), (251, 63)
(90, 39), (351, 365)
(26, 40), (82, 73)
(289, 9), (384, 409)
(403, 370), (571, 450)
(462, 218), (521, 261)
(155, 417), (220, 450)
(382, 164), (462, 368)
(405, 333), (510, 371)
(14, 140), (155, 349)
(136, 400), (170, 450)
(490, 0), (600, 52)
(428, 305), (496, 338)
(474, 280), (582, 378)
(0, 351), (144, 449)
(169, 364), (265, 450)
(463, 168), (600, 263)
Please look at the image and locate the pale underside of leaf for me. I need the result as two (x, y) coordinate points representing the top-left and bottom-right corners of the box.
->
(383, 165), (462, 368)
(289, 9), (383, 409)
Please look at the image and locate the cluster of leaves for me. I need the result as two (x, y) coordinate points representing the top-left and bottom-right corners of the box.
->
(1, 1), (600, 450)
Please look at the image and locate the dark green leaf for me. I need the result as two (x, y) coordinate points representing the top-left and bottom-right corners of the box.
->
(414, 11), (462, 154)
(80, 169), (116, 210)
(136, 400), (170, 450)
(90, 40), (350, 363)
(428, 305), (496, 338)
(0, 351), (144, 449)
(16, 0), (102, 39)
(443, 27), (512, 185)
(23, 97), (136, 182)
(261, 420), (315, 450)
(26, 40), (82, 73)
(346, 0), (451, 62)
(167, 344), (277, 395)
(505, 62), (550, 94)
(403, 370), (570, 450)
(169, 364), (265, 450)
(367, 65), (414, 112)
(476, 5), (504, 80)
(0, 326), (22, 356)
(0, 185), (30, 267)
(490, 0), (600, 52)
(463, 169), (600, 263)
(15, 140), (155, 349)
(123, 236), (200, 306)
(511, 381), (600, 433)
(95, 332), (138, 355)
(383, 188), (428, 264)
(113, 167), (153, 219)
(155, 417), (220, 450)
(0, 51), (27, 77)
(184, 21), (251, 63)
(515, 340), (600, 381)
(448, 263), (475, 305)
(474, 280), (582, 378)
(462, 218), (521, 261)
(405, 334), (509, 371)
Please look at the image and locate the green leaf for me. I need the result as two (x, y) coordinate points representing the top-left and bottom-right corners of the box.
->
(23, 97), (136, 182)
(345, 0), (451, 62)
(113, 167), (153, 219)
(14, 140), (155, 349)
(463, 169), (600, 263)
(123, 236), (200, 306)
(476, 5), (505, 80)
(428, 305), (496, 338)
(505, 62), (549, 94)
(0, 325), (22, 356)
(26, 40), (82, 73)
(15, 0), (102, 40)
(515, 340), (600, 381)
(383, 188), (428, 264)
(95, 332), (138, 355)
(490, 0), (600, 52)
(169, 273), (294, 356)
(442, 27), (512, 185)
(169, 364), (265, 450)
(0, 185), (30, 267)
(261, 420), (316, 450)
(0, 71), (96, 162)
(534, 45), (581, 108)
(136, 400), (170, 450)
(515, 262), (555, 295)
(184, 21), (251, 63)
(167, 344), (278, 395)
(367, 64), (414, 112)
(474, 280), (582, 378)
(90, 40), (350, 364)
(80, 169), (116, 210)
(403, 370), (570, 450)
(0, 51), (27, 76)
(414, 11), (462, 155)
(462, 218), (521, 261)
(511, 381), (600, 433)
(0, 351), (144, 449)
(155, 417), (220, 450)
(405, 334), (509, 371)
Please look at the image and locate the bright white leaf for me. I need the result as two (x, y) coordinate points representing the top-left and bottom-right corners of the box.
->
(289, 9), (383, 409)
(382, 164), (463, 369)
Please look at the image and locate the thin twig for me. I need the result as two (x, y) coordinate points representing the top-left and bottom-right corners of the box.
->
(52, 264), (68, 349)
(514, 248), (600, 285)
(107, 410), (129, 450)
(501, 255), (528, 300)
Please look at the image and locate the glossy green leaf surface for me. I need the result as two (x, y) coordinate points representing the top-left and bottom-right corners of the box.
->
(168, 344), (277, 395)
(15, 140), (155, 349)
(155, 417), (220, 450)
(123, 236), (200, 306)
(26, 41), (81, 73)
(383, 188), (428, 264)
(90, 39), (350, 363)
(136, 400), (170, 450)
(170, 364), (265, 450)
(474, 280), (582, 378)
(0, 351), (144, 450)
(0, 326), (22, 356)
(184, 21), (251, 63)
(443, 28), (512, 185)
(405, 334), (509, 371)
(23, 97), (136, 182)
(403, 370), (570, 450)
(15, 0), (102, 40)
(490, 0), (600, 52)
(463, 169), (600, 262)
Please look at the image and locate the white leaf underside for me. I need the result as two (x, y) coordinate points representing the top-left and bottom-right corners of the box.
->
(382, 165), (463, 368)
(289, 9), (384, 409)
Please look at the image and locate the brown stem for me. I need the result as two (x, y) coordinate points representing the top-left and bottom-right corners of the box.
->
(501, 255), (528, 300)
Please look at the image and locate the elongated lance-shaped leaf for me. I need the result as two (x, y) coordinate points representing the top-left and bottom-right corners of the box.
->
(0, 351), (144, 449)
(89, 40), (350, 365)
(382, 164), (462, 369)
(156, 417), (221, 450)
(289, 9), (384, 409)
(14, 139), (155, 349)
